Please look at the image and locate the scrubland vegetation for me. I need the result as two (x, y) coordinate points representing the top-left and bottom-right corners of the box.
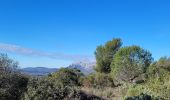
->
(0, 38), (170, 100)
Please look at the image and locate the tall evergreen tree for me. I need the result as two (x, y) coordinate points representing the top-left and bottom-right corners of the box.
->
(95, 38), (122, 73)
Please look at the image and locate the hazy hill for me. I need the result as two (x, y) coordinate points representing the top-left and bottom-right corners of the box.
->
(21, 62), (95, 76)
(68, 62), (95, 75)
(21, 67), (58, 76)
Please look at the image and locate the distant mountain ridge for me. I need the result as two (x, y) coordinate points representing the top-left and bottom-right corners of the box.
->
(21, 62), (96, 76)
(21, 67), (58, 76)
(67, 61), (96, 75)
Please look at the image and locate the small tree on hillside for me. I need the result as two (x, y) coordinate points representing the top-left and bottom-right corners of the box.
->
(111, 46), (153, 82)
(0, 54), (18, 73)
(95, 38), (122, 73)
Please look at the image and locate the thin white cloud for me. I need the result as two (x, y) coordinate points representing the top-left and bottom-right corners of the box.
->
(0, 43), (95, 62)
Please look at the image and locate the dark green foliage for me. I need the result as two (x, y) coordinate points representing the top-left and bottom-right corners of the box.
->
(48, 68), (84, 87)
(24, 74), (104, 100)
(0, 73), (28, 100)
(0, 53), (28, 100)
(83, 73), (115, 89)
(155, 57), (170, 71)
(147, 57), (170, 78)
(125, 93), (164, 100)
(22, 68), (88, 99)
(125, 93), (151, 100)
(111, 46), (153, 82)
(24, 78), (72, 100)
(95, 38), (122, 73)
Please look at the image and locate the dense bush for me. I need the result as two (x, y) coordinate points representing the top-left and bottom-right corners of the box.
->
(146, 57), (170, 99)
(111, 46), (153, 83)
(148, 57), (170, 77)
(0, 73), (28, 100)
(124, 72), (170, 99)
(0, 53), (28, 100)
(83, 73), (114, 89)
(23, 75), (104, 100)
(23, 68), (104, 100)
(48, 68), (84, 87)
(156, 57), (170, 71)
(23, 78), (76, 100)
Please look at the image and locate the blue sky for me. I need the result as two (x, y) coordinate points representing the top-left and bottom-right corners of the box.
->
(0, 0), (170, 68)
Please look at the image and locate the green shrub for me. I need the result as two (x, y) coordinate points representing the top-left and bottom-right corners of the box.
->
(48, 68), (84, 87)
(23, 77), (104, 100)
(156, 57), (170, 71)
(126, 85), (144, 97)
(83, 73), (114, 89)
(0, 73), (28, 100)
(0, 53), (28, 100)
(111, 46), (153, 83)
(147, 57), (170, 78)
(144, 57), (170, 99)
(125, 72), (170, 99)
(22, 68), (106, 100)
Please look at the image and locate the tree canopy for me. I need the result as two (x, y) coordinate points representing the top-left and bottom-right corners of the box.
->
(95, 38), (122, 73)
(111, 46), (153, 82)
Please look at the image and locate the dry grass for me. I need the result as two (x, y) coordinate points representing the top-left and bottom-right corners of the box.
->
(81, 86), (128, 100)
